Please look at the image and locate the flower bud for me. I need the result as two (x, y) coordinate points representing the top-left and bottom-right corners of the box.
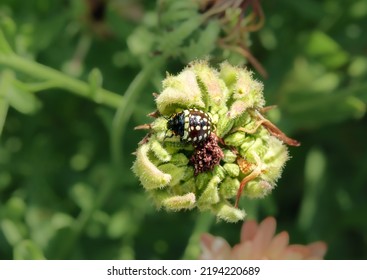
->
(215, 203), (246, 223)
(222, 149), (237, 163)
(132, 144), (171, 190)
(133, 61), (298, 222)
(219, 177), (240, 198)
(156, 69), (205, 115)
(162, 193), (196, 211)
(198, 175), (221, 207)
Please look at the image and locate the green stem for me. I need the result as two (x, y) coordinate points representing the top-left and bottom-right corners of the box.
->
(111, 56), (165, 166)
(20, 80), (63, 92)
(61, 57), (165, 252)
(53, 173), (117, 259)
(181, 212), (214, 259)
(0, 54), (122, 108)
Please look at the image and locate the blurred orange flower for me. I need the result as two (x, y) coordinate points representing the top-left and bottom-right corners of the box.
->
(200, 217), (327, 260)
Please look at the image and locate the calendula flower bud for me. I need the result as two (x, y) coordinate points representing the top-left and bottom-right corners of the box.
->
(162, 193), (196, 211)
(133, 61), (299, 222)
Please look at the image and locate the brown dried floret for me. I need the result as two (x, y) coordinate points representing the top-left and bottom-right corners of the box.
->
(190, 133), (224, 176)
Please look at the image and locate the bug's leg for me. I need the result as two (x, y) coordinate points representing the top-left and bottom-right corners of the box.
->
(164, 130), (174, 141)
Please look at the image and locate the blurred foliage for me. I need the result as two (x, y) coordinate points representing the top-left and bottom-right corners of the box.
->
(0, 0), (366, 260)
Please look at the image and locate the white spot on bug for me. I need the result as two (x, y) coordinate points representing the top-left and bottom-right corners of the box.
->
(202, 126), (207, 131)
(204, 133), (207, 138)
(190, 126), (194, 131)
(203, 118), (207, 123)
(188, 137), (192, 141)
(193, 137), (197, 142)
(184, 122), (189, 129)
(198, 135), (202, 141)
(183, 131), (188, 139)
(196, 125), (201, 131)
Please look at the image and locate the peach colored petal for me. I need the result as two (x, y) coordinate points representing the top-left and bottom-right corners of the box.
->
(200, 233), (232, 259)
(282, 244), (310, 260)
(249, 217), (277, 259)
(240, 219), (259, 242)
(231, 241), (253, 260)
(305, 242), (328, 259)
(282, 251), (305, 260)
(199, 217), (327, 260)
(265, 231), (290, 259)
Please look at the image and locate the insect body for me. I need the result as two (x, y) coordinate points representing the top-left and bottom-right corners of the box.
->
(166, 108), (212, 144)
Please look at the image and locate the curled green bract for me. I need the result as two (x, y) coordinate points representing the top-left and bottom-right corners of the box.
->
(133, 61), (298, 222)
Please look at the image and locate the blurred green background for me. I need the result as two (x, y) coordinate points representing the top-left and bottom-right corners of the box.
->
(0, 0), (366, 259)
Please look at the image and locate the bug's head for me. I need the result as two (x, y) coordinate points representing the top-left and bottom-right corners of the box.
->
(166, 114), (180, 132)
(166, 118), (174, 130)
(164, 115), (178, 140)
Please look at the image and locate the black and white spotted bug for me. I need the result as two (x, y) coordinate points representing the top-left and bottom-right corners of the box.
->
(166, 108), (212, 144)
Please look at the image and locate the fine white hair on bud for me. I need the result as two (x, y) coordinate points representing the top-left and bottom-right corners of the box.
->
(133, 61), (299, 222)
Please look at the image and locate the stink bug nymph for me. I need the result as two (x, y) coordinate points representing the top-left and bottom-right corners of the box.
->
(166, 108), (212, 144)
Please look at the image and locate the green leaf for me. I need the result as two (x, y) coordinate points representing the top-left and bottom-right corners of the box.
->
(46, 226), (75, 259)
(0, 29), (14, 55)
(127, 27), (156, 57)
(69, 182), (95, 211)
(158, 16), (203, 56)
(13, 240), (45, 260)
(298, 148), (327, 231)
(0, 71), (42, 114)
(183, 20), (220, 61)
(159, 1), (199, 26)
(283, 84), (367, 128)
(1, 219), (25, 246)
(305, 31), (349, 68)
